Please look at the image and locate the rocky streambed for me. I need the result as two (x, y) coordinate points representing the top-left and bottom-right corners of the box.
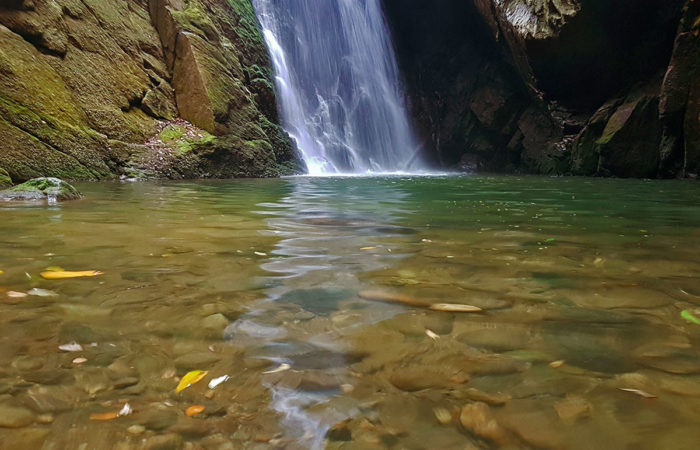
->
(1, 176), (699, 449)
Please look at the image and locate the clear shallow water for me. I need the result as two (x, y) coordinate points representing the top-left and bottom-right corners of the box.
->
(0, 176), (700, 449)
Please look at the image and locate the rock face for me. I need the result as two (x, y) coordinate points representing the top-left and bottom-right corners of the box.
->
(572, 81), (663, 177)
(385, 0), (696, 177)
(383, 0), (564, 174)
(494, 0), (580, 39)
(0, 167), (11, 188)
(659, 0), (700, 177)
(0, 0), (298, 181)
(0, 177), (82, 201)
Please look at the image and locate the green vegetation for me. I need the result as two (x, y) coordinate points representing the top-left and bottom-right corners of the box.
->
(158, 124), (215, 155)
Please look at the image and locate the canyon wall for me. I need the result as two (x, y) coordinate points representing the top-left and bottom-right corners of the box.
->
(385, 0), (699, 177)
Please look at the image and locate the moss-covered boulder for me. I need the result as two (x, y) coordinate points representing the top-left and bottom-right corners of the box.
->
(572, 81), (662, 178)
(0, 177), (81, 201)
(0, 167), (11, 188)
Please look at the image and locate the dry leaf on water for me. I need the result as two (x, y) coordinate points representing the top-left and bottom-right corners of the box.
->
(89, 403), (132, 421)
(429, 303), (482, 313)
(40, 270), (103, 280)
(425, 329), (440, 341)
(549, 360), (565, 368)
(59, 342), (83, 352)
(175, 370), (208, 393)
(208, 375), (230, 389)
(186, 405), (206, 417)
(263, 363), (291, 374)
(27, 288), (58, 297)
(619, 388), (657, 399)
(359, 290), (430, 308)
(89, 412), (120, 421)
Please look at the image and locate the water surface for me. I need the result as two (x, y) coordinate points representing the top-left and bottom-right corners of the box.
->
(1, 176), (700, 449)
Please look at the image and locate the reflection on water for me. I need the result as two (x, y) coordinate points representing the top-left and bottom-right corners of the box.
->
(225, 177), (415, 448)
(0, 176), (700, 449)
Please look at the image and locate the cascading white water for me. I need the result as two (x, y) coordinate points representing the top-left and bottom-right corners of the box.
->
(252, 0), (423, 175)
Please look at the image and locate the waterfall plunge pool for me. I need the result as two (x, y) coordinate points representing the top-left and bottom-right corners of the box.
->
(1, 175), (700, 448)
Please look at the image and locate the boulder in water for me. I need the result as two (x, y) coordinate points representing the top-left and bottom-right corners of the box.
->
(0, 178), (81, 202)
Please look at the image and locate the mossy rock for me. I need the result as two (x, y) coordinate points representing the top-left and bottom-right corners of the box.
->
(0, 168), (11, 188)
(158, 123), (215, 154)
(0, 177), (82, 201)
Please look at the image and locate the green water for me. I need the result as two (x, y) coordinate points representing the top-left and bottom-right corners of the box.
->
(1, 176), (700, 449)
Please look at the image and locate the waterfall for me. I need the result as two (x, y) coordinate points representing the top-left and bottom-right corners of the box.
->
(252, 0), (423, 175)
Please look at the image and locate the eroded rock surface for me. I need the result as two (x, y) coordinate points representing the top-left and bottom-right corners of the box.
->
(0, 0), (298, 181)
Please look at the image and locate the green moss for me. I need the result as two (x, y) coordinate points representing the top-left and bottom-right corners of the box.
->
(159, 123), (215, 154)
(160, 125), (186, 142)
(172, 1), (219, 41)
(1, 177), (82, 201)
(0, 167), (12, 188)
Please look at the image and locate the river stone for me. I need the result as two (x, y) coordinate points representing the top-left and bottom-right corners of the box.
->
(136, 409), (179, 431)
(200, 313), (230, 336)
(23, 386), (73, 413)
(22, 370), (73, 385)
(500, 402), (564, 449)
(455, 325), (533, 352)
(383, 312), (453, 337)
(12, 356), (44, 372)
(174, 352), (220, 369)
(75, 370), (111, 395)
(0, 178), (82, 202)
(554, 396), (592, 424)
(141, 433), (183, 450)
(327, 419), (352, 441)
(389, 369), (451, 392)
(113, 377), (139, 389)
(0, 404), (35, 428)
(459, 402), (510, 445)
(463, 388), (511, 406)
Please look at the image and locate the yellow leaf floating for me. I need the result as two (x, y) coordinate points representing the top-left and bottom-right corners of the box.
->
(40, 270), (103, 280)
(175, 370), (208, 393)
(186, 405), (206, 417)
(0, 270), (4, 275)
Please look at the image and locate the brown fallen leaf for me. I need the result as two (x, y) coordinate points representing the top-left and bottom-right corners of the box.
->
(619, 388), (657, 399)
(359, 290), (430, 308)
(549, 360), (565, 368)
(186, 405), (205, 417)
(90, 412), (120, 421)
